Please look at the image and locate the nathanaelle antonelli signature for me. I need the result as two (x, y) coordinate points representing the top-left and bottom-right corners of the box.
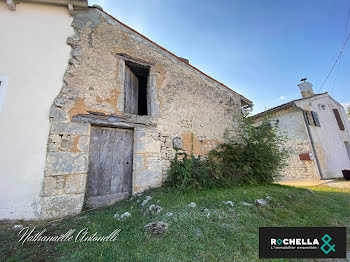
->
(17, 227), (121, 245)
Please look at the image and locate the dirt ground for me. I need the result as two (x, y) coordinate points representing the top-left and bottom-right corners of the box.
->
(277, 178), (350, 190)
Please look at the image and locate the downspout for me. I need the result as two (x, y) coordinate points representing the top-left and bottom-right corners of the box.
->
(292, 104), (324, 179)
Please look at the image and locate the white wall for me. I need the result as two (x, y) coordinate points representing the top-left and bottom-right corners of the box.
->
(0, 3), (73, 220)
(295, 94), (350, 179)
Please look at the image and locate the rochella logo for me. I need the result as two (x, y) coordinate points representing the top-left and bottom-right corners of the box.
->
(320, 234), (336, 254)
(271, 234), (336, 255)
(271, 238), (319, 245)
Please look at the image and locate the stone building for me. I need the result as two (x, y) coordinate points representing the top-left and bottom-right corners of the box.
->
(252, 80), (350, 181)
(0, 1), (252, 220)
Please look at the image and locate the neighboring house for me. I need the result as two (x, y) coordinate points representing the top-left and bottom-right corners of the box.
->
(252, 80), (350, 182)
(0, 1), (252, 220)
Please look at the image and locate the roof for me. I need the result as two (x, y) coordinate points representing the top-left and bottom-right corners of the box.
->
(251, 92), (328, 119)
(17, 0), (88, 7)
(89, 6), (253, 106)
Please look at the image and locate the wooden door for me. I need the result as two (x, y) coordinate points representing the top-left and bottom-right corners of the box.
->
(124, 65), (139, 114)
(86, 127), (133, 208)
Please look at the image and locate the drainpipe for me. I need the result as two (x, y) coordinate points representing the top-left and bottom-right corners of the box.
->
(292, 105), (324, 179)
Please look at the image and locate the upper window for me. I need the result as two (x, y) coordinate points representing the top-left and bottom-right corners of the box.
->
(124, 60), (150, 116)
(305, 111), (320, 127)
(333, 109), (345, 130)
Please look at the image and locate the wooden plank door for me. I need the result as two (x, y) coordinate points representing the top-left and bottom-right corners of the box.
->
(124, 65), (139, 114)
(86, 126), (133, 208)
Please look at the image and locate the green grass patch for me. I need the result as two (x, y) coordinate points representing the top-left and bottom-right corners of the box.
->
(0, 184), (349, 262)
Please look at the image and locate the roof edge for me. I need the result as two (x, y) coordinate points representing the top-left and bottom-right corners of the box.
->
(16, 0), (88, 8)
(251, 92), (329, 119)
(88, 6), (252, 105)
(251, 103), (295, 120)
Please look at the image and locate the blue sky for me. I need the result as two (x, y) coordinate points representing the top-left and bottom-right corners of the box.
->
(90, 0), (350, 113)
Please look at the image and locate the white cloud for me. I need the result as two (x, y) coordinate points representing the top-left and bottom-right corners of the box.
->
(341, 102), (350, 108)
(341, 102), (350, 115)
(279, 96), (286, 100)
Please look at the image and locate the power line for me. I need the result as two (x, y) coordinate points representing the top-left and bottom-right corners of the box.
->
(316, 32), (350, 94)
(330, 55), (342, 95)
(331, 7), (350, 95)
(344, 7), (350, 41)
(308, 8), (350, 105)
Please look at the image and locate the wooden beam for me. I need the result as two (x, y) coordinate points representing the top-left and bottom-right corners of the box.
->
(116, 53), (153, 67)
(7, 0), (16, 11)
(72, 113), (155, 128)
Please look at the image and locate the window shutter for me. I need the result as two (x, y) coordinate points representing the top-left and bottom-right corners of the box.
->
(311, 111), (321, 127)
(305, 111), (312, 125)
(333, 109), (345, 130)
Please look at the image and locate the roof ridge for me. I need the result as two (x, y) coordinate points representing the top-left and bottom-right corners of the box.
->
(88, 6), (252, 105)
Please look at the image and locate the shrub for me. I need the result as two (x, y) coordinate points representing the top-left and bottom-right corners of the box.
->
(164, 117), (289, 189)
(210, 117), (289, 184)
(164, 153), (212, 189)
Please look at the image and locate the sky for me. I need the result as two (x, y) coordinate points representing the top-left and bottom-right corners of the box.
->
(90, 0), (350, 114)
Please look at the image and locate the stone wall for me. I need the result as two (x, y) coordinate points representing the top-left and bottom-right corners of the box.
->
(41, 7), (245, 219)
(41, 122), (90, 219)
(133, 127), (162, 193)
(255, 107), (320, 181)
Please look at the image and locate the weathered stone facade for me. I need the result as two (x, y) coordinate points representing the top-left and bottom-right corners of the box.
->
(259, 107), (320, 181)
(41, 7), (250, 219)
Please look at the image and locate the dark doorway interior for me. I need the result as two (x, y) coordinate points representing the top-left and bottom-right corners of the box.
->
(137, 75), (148, 115)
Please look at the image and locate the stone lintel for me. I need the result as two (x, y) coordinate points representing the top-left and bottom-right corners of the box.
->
(116, 53), (154, 67)
(72, 113), (156, 128)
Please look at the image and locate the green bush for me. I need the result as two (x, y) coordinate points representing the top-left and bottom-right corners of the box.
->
(164, 153), (212, 189)
(210, 117), (289, 184)
(164, 117), (289, 189)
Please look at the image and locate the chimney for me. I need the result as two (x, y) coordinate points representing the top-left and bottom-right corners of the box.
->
(297, 78), (314, 98)
(179, 57), (189, 64)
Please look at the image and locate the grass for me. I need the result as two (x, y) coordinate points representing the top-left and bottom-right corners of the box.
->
(0, 184), (349, 262)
